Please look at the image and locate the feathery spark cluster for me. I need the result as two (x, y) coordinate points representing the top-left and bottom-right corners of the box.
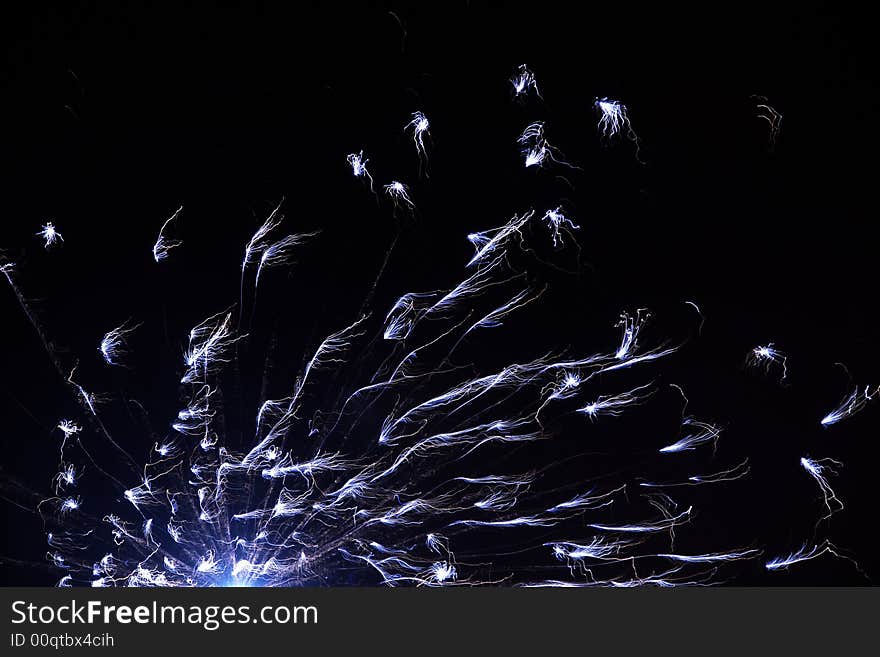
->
(746, 343), (788, 382)
(37, 222), (64, 249)
(517, 121), (572, 169)
(820, 385), (876, 427)
(384, 181), (415, 214)
(800, 457), (844, 522)
(346, 151), (374, 192)
(753, 95), (782, 148)
(594, 97), (641, 161)
(404, 111), (431, 169)
(99, 320), (141, 367)
(511, 64), (541, 99)
(541, 207), (579, 248)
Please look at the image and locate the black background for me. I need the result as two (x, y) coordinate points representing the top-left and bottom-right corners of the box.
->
(1, 2), (878, 586)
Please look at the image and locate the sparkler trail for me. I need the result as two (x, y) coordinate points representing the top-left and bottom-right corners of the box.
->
(800, 456), (844, 522)
(254, 231), (322, 289)
(820, 385), (876, 426)
(518, 121), (547, 168)
(594, 97), (642, 162)
(346, 151), (375, 192)
(746, 343), (788, 382)
(152, 206), (183, 262)
(640, 458), (752, 488)
(384, 181), (415, 215)
(659, 418), (722, 454)
(2, 258), (71, 378)
(658, 548), (761, 563)
(242, 202), (284, 275)
(577, 383), (654, 421)
(683, 301), (705, 335)
(404, 111), (431, 173)
(383, 292), (439, 341)
(1, 65), (873, 590)
(753, 95), (782, 148)
(615, 308), (650, 360)
(588, 506), (693, 534)
(510, 64), (541, 100)
(765, 541), (847, 571)
(541, 207), (579, 248)
(466, 211), (533, 268)
(57, 420), (81, 439)
(99, 320), (141, 367)
(517, 122), (574, 170)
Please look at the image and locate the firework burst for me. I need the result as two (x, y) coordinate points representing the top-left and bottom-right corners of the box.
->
(0, 68), (870, 590)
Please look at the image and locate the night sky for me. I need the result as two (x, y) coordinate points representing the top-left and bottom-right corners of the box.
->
(1, 3), (878, 586)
